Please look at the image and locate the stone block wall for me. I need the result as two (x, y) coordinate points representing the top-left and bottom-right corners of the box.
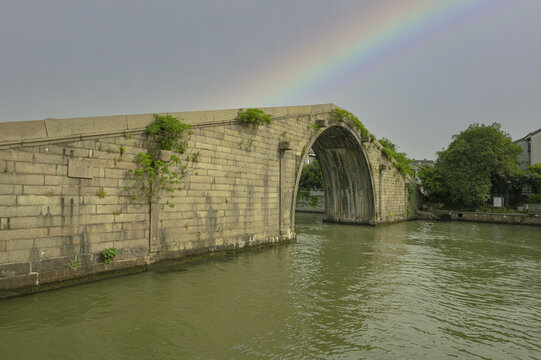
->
(155, 121), (283, 255)
(363, 141), (418, 222)
(0, 135), (151, 293)
(0, 104), (418, 296)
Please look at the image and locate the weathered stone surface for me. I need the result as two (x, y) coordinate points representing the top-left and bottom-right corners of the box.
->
(45, 115), (128, 138)
(68, 159), (94, 179)
(0, 228), (48, 241)
(125, 114), (152, 130)
(0, 273), (37, 290)
(0, 195), (16, 206)
(0, 120), (47, 142)
(0, 262), (31, 278)
(433, 210), (541, 225)
(0, 250), (31, 264)
(15, 162), (57, 175)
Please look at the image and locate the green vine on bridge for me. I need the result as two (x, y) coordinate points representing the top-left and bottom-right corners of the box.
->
(378, 137), (414, 177)
(329, 108), (375, 141)
(145, 114), (192, 152)
(237, 108), (273, 126)
(406, 185), (416, 215)
(329, 108), (412, 177)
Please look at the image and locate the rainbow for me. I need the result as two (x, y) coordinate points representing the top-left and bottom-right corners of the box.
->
(222, 0), (506, 107)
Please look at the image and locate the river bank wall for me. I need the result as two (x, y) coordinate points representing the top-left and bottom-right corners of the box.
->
(431, 210), (541, 226)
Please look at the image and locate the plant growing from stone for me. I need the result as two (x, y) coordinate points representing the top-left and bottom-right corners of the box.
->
(126, 115), (195, 206)
(96, 188), (106, 198)
(189, 152), (200, 163)
(237, 108), (273, 125)
(240, 138), (255, 152)
(101, 247), (118, 264)
(378, 137), (413, 177)
(281, 131), (292, 142)
(329, 108), (374, 140)
(406, 185), (415, 215)
(145, 114), (192, 152)
(65, 257), (81, 269)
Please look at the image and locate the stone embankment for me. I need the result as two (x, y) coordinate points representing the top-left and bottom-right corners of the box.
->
(422, 210), (541, 226)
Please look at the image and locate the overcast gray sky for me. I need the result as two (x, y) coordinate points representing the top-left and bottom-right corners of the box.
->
(1, 0), (539, 159)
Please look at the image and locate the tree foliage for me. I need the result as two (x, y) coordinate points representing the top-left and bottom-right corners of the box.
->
(297, 159), (324, 208)
(417, 164), (449, 203)
(419, 123), (522, 207)
(527, 194), (541, 204)
(299, 159), (324, 190)
(525, 164), (541, 190)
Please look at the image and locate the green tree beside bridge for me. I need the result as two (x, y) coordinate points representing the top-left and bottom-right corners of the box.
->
(419, 123), (523, 208)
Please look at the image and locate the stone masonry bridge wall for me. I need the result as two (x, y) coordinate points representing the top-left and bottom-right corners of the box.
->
(0, 104), (419, 296)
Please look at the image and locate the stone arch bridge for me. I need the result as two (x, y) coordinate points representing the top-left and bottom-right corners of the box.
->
(0, 104), (419, 295)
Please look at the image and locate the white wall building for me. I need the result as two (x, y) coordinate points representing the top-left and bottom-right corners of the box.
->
(305, 149), (317, 164)
(516, 128), (541, 170)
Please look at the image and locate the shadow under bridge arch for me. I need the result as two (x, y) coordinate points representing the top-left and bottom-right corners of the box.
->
(296, 125), (376, 225)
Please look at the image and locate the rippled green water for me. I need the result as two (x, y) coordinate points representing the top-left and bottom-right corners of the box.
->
(1, 213), (540, 359)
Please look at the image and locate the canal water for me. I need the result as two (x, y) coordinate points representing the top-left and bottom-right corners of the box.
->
(1, 213), (540, 359)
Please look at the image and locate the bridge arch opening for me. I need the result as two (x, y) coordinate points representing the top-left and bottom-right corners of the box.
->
(293, 125), (376, 226)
